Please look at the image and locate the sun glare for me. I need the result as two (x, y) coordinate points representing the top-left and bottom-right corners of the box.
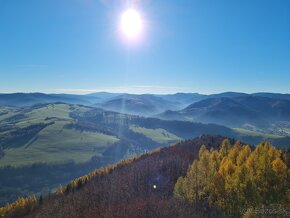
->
(120, 9), (143, 39)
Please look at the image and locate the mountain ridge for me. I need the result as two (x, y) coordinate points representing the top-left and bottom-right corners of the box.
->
(1, 91), (290, 108)
(159, 95), (290, 128)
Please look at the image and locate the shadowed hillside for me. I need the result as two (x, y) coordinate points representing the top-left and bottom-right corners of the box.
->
(17, 135), (230, 218)
(159, 96), (290, 128)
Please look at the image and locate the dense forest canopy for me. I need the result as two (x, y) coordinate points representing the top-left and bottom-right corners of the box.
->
(174, 139), (290, 217)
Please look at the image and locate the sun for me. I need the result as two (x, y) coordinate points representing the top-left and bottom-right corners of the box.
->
(120, 9), (143, 39)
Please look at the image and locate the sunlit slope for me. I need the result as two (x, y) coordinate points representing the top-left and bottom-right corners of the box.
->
(129, 125), (181, 144)
(0, 104), (118, 167)
(234, 128), (283, 139)
(0, 122), (118, 166)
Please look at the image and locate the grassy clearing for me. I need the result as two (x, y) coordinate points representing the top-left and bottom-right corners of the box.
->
(130, 125), (181, 144)
(0, 121), (119, 167)
(16, 104), (73, 128)
(234, 128), (283, 139)
(0, 104), (117, 167)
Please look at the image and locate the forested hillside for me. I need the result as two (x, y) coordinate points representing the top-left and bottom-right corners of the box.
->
(1, 135), (288, 218)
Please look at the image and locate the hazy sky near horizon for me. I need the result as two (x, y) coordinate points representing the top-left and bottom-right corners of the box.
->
(0, 0), (289, 94)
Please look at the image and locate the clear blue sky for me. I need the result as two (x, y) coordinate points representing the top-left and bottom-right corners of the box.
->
(0, 0), (289, 94)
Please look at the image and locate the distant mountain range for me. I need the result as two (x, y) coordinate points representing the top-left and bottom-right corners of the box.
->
(1, 91), (290, 108)
(0, 92), (200, 109)
(2, 91), (290, 128)
(159, 95), (290, 128)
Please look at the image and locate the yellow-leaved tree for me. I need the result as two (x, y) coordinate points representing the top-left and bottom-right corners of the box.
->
(174, 139), (290, 217)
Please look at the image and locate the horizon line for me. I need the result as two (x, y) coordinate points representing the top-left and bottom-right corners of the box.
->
(0, 90), (290, 96)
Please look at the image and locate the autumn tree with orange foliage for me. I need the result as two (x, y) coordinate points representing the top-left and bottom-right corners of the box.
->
(174, 139), (290, 217)
(0, 195), (37, 218)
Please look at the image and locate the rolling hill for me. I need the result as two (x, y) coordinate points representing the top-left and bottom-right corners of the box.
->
(0, 92), (123, 107)
(0, 93), (92, 107)
(98, 94), (180, 116)
(159, 95), (290, 128)
(0, 103), (119, 166)
(156, 93), (207, 107)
